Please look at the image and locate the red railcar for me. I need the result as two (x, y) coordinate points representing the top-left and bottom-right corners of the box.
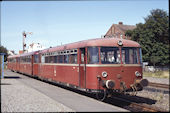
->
(7, 38), (148, 101)
(7, 54), (20, 72)
(19, 51), (39, 76)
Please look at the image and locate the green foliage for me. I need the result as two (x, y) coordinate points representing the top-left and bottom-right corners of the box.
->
(125, 9), (169, 66)
(0, 46), (8, 62)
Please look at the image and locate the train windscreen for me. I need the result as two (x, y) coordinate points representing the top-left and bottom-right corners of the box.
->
(121, 47), (139, 64)
(100, 47), (121, 64)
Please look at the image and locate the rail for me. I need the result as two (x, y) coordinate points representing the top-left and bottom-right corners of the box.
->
(110, 96), (165, 112)
(149, 82), (169, 89)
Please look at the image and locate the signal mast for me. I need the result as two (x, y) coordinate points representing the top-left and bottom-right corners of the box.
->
(22, 31), (33, 53)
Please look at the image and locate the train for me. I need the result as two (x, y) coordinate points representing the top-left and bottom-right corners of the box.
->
(7, 38), (149, 101)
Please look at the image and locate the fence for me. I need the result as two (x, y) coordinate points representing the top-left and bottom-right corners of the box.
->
(143, 66), (169, 72)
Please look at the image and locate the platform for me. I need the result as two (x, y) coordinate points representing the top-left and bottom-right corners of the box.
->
(1, 70), (129, 112)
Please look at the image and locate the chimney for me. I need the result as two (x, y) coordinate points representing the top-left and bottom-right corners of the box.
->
(119, 22), (123, 25)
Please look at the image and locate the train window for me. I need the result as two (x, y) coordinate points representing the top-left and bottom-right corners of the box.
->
(54, 56), (58, 63)
(17, 58), (19, 62)
(100, 47), (120, 64)
(26, 57), (28, 62)
(70, 54), (77, 64)
(27, 56), (31, 62)
(64, 55), (69, 63)
(139, 48), (143, 64)
(87, 47), (99, 64)
(45, 56), (49, 63)
(23, 57), (25, 62)
(41, 55), (45, 63)
(122, 47), (138, 64)
(34, 55), (39, 63)
(25, 57), (26, 62)
(49, 56), (54, 63)
(10, 58), (16, 63)
(21, 57), (23, 62)
(23, 57), (24, 62)
(81, 53), (84, 63)
(25, 57), (27, 62)
(58, 55), (63, 63)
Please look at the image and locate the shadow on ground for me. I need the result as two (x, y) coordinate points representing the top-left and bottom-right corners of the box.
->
(4, 76), (20, 79)
(1, 83), (11, 85)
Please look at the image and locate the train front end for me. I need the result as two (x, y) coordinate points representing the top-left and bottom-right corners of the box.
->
(85, 39), (149, 100)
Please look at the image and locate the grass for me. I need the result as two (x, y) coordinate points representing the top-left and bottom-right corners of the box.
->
(143, 70), (169, 79)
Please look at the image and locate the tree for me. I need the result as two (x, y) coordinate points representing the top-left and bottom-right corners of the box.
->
(0, 46), (8, 62)
(125, 9), (169, 66)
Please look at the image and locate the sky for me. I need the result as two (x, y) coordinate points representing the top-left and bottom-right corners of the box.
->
(1, 0), (169, 54)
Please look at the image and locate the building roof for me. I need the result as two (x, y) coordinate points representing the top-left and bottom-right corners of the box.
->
(105, 22), (136, 38)
(113, 24), (136, 33)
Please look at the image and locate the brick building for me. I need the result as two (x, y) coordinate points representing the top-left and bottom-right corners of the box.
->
(104, 22), (136, 39)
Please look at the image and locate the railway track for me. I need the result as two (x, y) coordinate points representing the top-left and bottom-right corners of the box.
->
(149, 82), (169, 89)
(108, 95), (166, 112)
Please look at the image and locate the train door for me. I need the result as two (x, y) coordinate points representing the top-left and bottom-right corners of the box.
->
(31, 55), (34, 75)
(33, 53), (40, 76)
(16, 57), (20, 72)
(79, 48), (86, 88)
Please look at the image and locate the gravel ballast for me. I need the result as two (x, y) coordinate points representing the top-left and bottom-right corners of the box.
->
(136, 76), (170, 111)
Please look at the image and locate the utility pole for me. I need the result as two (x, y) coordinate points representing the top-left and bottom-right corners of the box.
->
(22, 31), (33, 53)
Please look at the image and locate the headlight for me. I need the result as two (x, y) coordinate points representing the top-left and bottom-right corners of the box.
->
(118, 40), (123, 46)
(135, 71), (141, 77)
(102, 71), (107, 78)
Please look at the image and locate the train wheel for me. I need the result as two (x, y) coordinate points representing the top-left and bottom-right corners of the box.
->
(96, 90), (107, 101)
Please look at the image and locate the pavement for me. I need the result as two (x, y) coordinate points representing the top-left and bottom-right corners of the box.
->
(1, 70), (128, 112)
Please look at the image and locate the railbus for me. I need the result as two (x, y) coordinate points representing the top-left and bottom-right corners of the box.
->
(8, 38), (149, 101)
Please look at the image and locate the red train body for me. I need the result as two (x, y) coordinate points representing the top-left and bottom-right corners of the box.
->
(7, 38), (148, 100)
(8, 54), (20, 72)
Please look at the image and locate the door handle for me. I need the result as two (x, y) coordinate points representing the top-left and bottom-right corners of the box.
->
(77, 67), (79, 72)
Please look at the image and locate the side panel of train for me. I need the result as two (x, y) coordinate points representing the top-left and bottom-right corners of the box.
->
(38, 64), (79, 86)
(19, 63), (32, 75)
(19, 55), (33, 75)
(7, 57), (20, 72)
(7, 62), (16, 71)
(33, 63), (39, 76)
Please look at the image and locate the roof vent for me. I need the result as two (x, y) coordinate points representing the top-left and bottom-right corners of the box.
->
(119, 22), (123, 25)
